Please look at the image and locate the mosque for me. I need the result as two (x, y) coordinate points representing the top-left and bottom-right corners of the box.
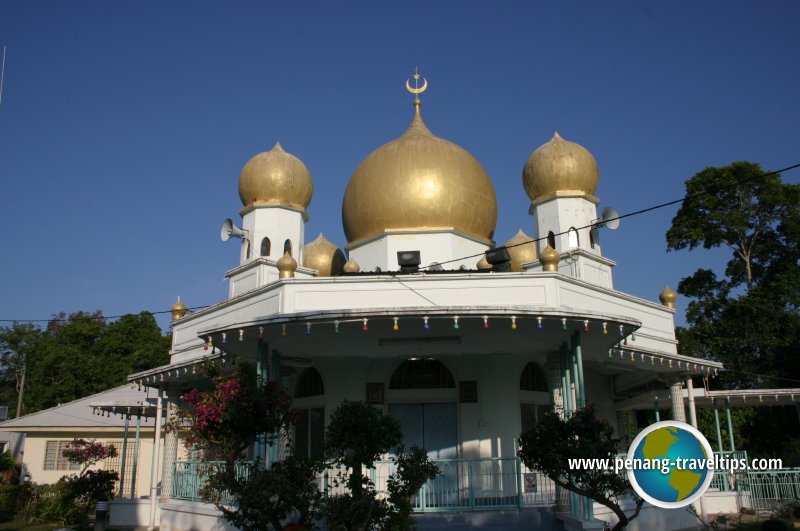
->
(105, 74), (794, 530)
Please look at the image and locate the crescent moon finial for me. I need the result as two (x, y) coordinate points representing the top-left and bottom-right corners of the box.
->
(405, 67), (428, 99)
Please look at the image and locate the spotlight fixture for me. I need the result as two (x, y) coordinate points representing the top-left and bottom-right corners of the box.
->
(484, 247), (512, 272)
(397, 250), (421, 274)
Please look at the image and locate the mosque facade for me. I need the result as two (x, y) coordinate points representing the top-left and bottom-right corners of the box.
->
(122, 76), (730, 530)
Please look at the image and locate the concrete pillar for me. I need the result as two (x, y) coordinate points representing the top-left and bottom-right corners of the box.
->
(670, 379), (686, 422)
(545, 354), (564, 418)
(572, 333), (586, 409)
(686, 377), (698, 428)
(118, 413), (130, 498)
(147, 391), (164, 531)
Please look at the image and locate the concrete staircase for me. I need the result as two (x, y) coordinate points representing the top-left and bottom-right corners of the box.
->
(412, 507), (565, 530)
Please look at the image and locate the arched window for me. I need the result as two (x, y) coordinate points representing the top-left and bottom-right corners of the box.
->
(547, 231), (556, 249)
(589, 229), (596, 249)
(520, 362), (548, 392)
(260, 237), (271, 257)
(295, 368), (324, 398)
(283, 239), (293, 256)
(390, 359), (455, 389)
(568, 227), (579, 248)
(242, 240), (251, 260)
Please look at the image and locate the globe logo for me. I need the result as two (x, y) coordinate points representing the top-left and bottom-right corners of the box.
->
(626, 420), (715, 508)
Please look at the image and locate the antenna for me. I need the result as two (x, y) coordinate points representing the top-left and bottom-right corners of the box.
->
(0, 46), (6, 107)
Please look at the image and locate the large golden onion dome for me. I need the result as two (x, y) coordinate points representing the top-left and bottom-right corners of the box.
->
(342, 99), (497, 244)
(302, 233), (346, 276)
(503, 229), (537, 272)
(238, 142), (313, 211)
(522, 132), (599, 201)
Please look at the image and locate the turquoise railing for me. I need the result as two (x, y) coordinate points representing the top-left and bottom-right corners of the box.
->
(172, 457), (556, 511)
(171, 452), (800, 513)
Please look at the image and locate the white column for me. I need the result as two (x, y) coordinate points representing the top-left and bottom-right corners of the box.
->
(148, 391), (164, 531)
(159, 386), (179, 501)
(670, 380), (686, 422)
(686, 377), (698, 428)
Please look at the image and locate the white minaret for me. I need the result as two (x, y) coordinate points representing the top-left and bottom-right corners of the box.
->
(225, 143), (314, 297)
(522, 132), (615, 287)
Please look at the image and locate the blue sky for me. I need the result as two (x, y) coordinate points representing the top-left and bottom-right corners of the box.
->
(1, 1), (799, 332)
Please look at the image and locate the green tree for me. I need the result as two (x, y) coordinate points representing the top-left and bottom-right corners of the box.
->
(0, 311), (170, 416)
(0, 323), (42, 417)
(518, 406), (643, 531)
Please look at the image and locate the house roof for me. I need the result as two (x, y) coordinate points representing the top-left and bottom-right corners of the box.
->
(0, 385), (159, 432)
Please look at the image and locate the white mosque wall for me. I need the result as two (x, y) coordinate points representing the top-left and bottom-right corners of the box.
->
(170, 272), (676, 365)
(347, 231), (491, 272)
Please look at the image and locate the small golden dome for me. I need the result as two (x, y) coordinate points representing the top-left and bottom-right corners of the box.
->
(659, 286), (677, 309)
(539, 244), (560, 272)
(503, 229), (537, 272)
(342, 100), (497, 244)
(302, 233), (346, 276)
(171, 296), (188, 322)
(277, 251), (298, 279)
(476, 254), (492, 270)
(343, 259), (361, 273)
(522, 132), (599, 201)
(238, 142), (313, 211)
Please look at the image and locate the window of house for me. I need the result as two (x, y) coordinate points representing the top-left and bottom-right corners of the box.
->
(260, 237), (271, 257)
(295, 368), (324, 398)
(390, 359), (455, 389)
(294, 368), (325, 459)
(294, 407), (325, 459)
(520, 362), (548, 392)
(43, 441), (81, 471)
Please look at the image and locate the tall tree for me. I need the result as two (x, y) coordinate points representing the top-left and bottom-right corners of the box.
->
(667, 161), (800, 463)
(0, 310), (170, 416)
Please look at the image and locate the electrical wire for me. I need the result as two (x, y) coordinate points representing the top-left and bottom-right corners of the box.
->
(1, 161), (799, 323)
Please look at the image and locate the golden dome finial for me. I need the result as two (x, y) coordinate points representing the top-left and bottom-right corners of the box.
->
(539, 244), (560, 272)
(277, 251), (298, 279)
(171, 296), (188, 322)
(659, 286), (677, 309)
(406, 67), (428, 106)
(522, 132), (599, 201)
(504, 229), (538, 272)
(238, 142), (313, 211)
(343, 259), (361, 273)
(476, 254), (492, 271)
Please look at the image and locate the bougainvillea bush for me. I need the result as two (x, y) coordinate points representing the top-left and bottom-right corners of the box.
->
(172, 362), (321, 531)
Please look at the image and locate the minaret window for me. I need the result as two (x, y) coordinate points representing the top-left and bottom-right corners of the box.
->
(242, 240), (251, 260)
(260, 237), (271, 257)
(284, 239), (293, 256)
(547, 231), (556, 249)
(568, 227), (579, 248)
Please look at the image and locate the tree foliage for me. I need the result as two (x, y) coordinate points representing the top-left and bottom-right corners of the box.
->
(0, 311), (170, 416)
(518, 406), (642, 531)
(667, 161), (800, 463)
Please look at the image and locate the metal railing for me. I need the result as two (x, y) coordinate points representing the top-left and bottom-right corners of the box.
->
(171, 452), (800, 513)
(172, 457), (556, 511)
